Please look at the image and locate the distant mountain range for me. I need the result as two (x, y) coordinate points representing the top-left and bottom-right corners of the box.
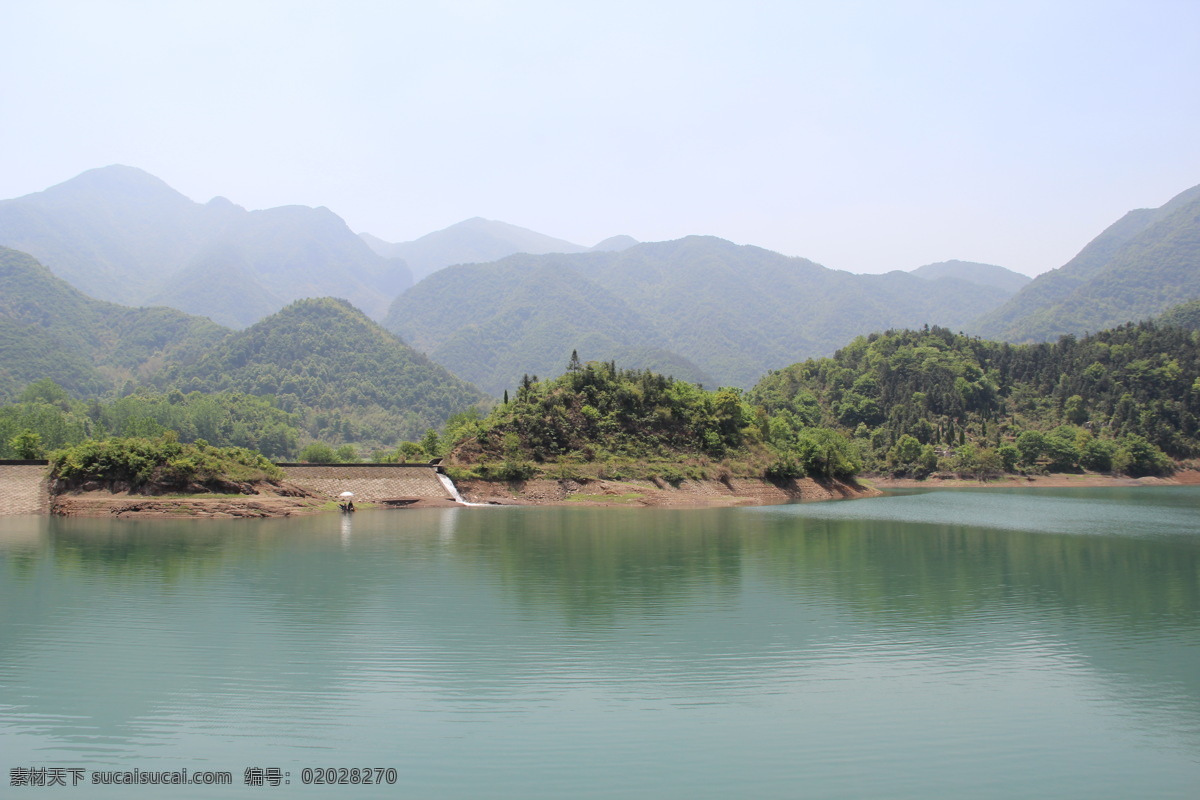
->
(383, 237), (1019, 393)
(0, 166), (411, 328)
(2, 166), (1197, 400)
(361, 217), (637, 283)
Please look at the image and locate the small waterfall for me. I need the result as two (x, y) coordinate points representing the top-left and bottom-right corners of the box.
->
(437, 472), (488, 507)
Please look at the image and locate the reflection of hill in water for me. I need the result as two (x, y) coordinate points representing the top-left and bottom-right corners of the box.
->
(442, 508), (746, 622)
(2, 491), (1197, 759)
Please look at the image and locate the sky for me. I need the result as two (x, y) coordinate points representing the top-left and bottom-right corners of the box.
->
(2, 0), (1198, 277)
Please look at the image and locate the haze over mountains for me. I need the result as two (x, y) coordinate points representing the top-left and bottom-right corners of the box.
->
(383, 238), (1019, 392)
(909, 260), (1032, 294)
(361, 217), (636, 283)
(0, 166), (412, 328)
(1, 165), (1198, 401)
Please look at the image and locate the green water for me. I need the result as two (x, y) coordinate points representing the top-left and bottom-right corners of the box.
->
(2, 487), (1198, 798)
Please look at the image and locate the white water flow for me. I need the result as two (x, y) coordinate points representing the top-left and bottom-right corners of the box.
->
(437, 472), (489, 506)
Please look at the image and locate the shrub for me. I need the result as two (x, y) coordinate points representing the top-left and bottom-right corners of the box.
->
(49, 436), (282, 489)
(1114, 435), (1173, 477)
(299, 442), (338, 463)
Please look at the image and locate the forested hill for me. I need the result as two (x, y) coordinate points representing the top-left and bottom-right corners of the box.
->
(973, 183), (1200, 341)
(442, 357), (861, 483)
(156, 297), (490, 446)
(749, 323), (1197, 476)
(0, 165), (411, 327)
(0, 246), (227, 401)
(385, 236), (1017, 392)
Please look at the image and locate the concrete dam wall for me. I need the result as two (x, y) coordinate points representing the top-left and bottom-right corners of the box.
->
(0, 463), (50, 515)
(280, 464), (453, 503)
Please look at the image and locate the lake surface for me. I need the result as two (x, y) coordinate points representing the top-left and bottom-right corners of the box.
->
(2, 487), (1198, 798)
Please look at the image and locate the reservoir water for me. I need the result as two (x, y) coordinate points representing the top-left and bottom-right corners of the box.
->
(2, 487), (1198, 798)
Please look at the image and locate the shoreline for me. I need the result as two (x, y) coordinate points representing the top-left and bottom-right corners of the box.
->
(454, 475), (880, 507)
(863, 468), (1200, 490)
(46, 476), (880, 518)
(37, 469), (1200, 519)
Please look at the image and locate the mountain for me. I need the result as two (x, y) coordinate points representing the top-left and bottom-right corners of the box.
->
(591, 235), (639, 252)
(973, 183), (1200, 341)
(0, 246), (227, 400)
(383, 255), (714, 394)
(158, 297), (489, 446)
(383, 236), (1014, 393)
(0, 166), (412, 328)
(361, 217), (590, 283)
(910, 260), (1031, 294)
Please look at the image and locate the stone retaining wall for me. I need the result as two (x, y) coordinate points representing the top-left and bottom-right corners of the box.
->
(0, 464), (50, 515)
(281, 465), (451, 502)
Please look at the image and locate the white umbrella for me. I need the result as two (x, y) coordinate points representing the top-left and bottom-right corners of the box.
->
(339, 491), (354, 498)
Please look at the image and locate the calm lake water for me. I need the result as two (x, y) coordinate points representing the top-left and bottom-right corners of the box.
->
(2, 487), (1198, 798)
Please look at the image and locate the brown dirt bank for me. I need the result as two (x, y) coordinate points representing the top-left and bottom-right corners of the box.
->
(454, 476), (880, 507)
(863, 469), (1200, 490)
(49, 480), (328, 519)
(45, 469), (1195, 519)
(47, 466), (466, 518)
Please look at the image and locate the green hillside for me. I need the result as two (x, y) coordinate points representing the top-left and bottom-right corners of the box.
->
(0, 246), (227, 401)
(385, 255), (714, 394)
(0, 383), (305, 461)
(749, 322), (1197, 477)
(442, 357), (860, 483)
(974, 184), (1200, 341)
(158, 297), (490, 447)
(385, 236), (1015, 392)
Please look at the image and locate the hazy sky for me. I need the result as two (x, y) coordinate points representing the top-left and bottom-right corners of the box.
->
(2, 0), (1198, 277)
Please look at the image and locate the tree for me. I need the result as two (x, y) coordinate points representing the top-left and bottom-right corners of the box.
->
(794, 428), (861, 480)
(299, 442), (338, 463)
(19, 379), (73, 410)
(997, 443), (1020, 472)
(1114, 435), (1173, 477)
(891, 434), (922, 465)
(1063, 395), (1088, 425)
(1042, 431), (1080, 472)
(9, 430), (44, 459)
(1015, 430), (1046, 468)
(419, 429), (441, 459)
(1080, 436), (1116, 472)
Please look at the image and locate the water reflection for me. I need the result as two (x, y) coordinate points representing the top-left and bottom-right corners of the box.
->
(1, 489), (1197, 797)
